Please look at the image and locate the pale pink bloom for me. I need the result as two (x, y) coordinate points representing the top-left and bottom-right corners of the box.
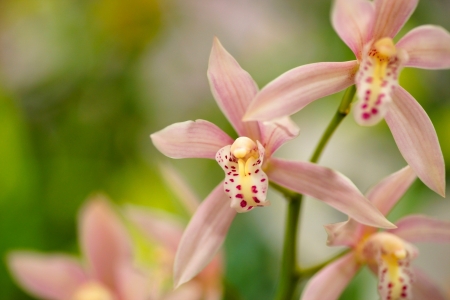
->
(7, 195), (150, 300)
(302, 166), (450, 300)
(244, 0), (450, 197)
(151, 37), (395, 288)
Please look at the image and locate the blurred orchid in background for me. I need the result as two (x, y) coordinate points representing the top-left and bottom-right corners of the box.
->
(125, 164), (222, 300)
(151, 36), (395, 288)
(302, 166), (450, 300)
(244, 0), (450, 198)
(7, 196), (150, 300)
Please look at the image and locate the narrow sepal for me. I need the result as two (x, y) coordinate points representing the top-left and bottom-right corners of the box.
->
(385, 87), (445, 197)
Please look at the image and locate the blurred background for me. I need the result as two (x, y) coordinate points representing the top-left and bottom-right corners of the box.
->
(1, 0), (450, 299)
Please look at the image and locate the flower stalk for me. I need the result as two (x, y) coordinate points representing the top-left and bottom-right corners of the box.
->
(274, 85), (356, 300)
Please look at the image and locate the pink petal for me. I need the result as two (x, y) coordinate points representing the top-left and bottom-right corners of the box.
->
(390, 215), (450, 244)
(151, 120), (233, 160)
(412, 267), (448, 300)
(332, 0), (375, 58)
(243, 61), (358, 122)
(7, 252), (87, 300)
(324, 219), (363, 247)
(79, 195), (132, 291)
(267, 158), (395, 229)
(125, 206), (184, 253)
(164, 282), (203, 300)
(366, 165), (416, 216)
(372, 0), (418, 40)
(385, 87), (445, 197)
(208, 37), (261, 140)
(301, 252), (359, 300)
(159, 163), (200, 215)
(259, 116), (300, 157)
(397, 25), (450, 69)
(116, 262), (150, 300)
(174, 183), (236, 288)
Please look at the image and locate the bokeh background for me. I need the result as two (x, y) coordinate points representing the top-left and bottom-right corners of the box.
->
(1, 0), (450, 299)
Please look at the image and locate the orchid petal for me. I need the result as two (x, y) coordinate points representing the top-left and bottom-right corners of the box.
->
(302, 253), (359, 300)
(159, 163), (200, 215)
(125, 206), (184, 252)
(366, 165), (416, 216)
(151, 120), (233, 160)
(7, 252), (87, 300)
(174, 183), (236, 288)
(385, 87), (445, 197)
(397, 25), (450, 69)
(164, 282), (203, 300)
(412, 267), (448, 300)
(116, 262), (150, 300)
(324, 219), (363, 247)
(79, 196), (131, 290)
(208, 37), (260, 140)
(332, 0), (375, 58)
(243, 61), (358, 122)
(390, 215), (450, 244)
(259, 117), (300, 157)
(267, 158), (395, 229)
(372, 0), (418, 40)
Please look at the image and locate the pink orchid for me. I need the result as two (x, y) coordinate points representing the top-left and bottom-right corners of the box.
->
(151, 37), (395, 288)
(244, 0), (450, 197)
(302, 166), (450, 300)
(7, 195), (150, 300)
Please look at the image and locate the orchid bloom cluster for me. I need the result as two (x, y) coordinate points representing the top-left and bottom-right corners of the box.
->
(150, 0), (450, 299)
(8, 194), (222, 300)
(7, 0), (450, 300)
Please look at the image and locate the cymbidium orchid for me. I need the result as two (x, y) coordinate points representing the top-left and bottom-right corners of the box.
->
(302, 166), (450, 300)
(151, 37), (395, 288)
(7, 195), (150, 300)
(244, 0), (450, 197)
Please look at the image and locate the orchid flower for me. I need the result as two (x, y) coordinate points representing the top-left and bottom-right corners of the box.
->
(244, 0), (450, 197)
(151, 37), (395, 288)
(302, 166), (450, 300)
(125, 164), (222, 300)
(7, 196), (150, 300)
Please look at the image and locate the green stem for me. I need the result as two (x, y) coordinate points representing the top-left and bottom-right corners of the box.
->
(298, 250), (350, 278)
(309, 85), (356, 164)
(274, 85), (356, 300)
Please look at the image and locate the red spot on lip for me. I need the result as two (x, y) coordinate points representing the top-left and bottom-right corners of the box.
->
(236, 185), (241, 190)
(255, 169), (259, 173)
(240, 200), (247, 207)
(230, 179), (234, 182)
(253, 197), (260, 203)
(236, 194), (243, 199)
(225, 189), (230, 192)
(251, 186), (258, 193)
(362, 112), (371, 120)
(366, 77), (373, 83)
(261, 178), (266, 182)
(247, 206), (253, 210)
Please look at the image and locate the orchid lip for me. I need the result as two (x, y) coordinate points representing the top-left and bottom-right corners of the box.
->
(216, 137), (270, 213)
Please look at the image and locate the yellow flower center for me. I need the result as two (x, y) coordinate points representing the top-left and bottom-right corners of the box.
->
(71, 282), (115, 300)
